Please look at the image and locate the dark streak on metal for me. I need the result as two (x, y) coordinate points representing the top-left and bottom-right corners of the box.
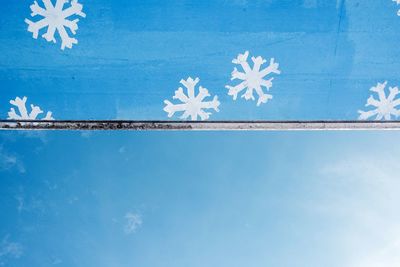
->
(1, 120), (400, 131)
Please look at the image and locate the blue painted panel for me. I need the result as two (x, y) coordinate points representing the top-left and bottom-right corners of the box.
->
(1, 1), (400, 120)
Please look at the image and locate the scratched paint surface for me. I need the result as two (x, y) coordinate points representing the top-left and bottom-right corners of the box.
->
(1, 1), (400, 120)
(1, 131), (400, 267)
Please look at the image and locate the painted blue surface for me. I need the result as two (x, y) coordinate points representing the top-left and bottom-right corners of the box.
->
(1, 131), (400, 266)
(1, 0), (400, 120)
(2, 2), (400, 266)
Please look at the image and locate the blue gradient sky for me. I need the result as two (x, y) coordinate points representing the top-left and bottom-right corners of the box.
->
(1, 131), (400, 267)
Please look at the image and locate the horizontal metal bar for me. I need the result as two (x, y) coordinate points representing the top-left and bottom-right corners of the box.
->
(1, 120), (400, 131)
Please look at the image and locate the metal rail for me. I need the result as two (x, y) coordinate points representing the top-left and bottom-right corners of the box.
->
(1, 120), (400, 131)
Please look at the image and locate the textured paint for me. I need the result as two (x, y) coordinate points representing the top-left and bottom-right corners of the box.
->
(2, 120), (400, 131)
(1, 0), (400, 120)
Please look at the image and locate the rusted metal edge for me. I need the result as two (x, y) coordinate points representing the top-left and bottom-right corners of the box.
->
(1, 120), (400, 131)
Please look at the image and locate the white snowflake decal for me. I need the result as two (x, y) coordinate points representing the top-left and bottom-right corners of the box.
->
(358, 81), (400, 121)
(393, 0), (400, 16)
(164, 77), (220, 121)
(226, 51), (281, 106)
(25, 0), (86, 50)
(8, 97), (54, 120)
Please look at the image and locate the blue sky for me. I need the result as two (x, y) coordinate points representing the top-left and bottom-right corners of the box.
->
(1, 130), (400, 267)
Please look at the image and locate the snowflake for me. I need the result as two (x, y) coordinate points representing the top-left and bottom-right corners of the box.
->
(358, 81), (400, 121)
(226, 51), (281, 106)
(8, 97), (54, 120)
(164, 77), (220, 121)
(25, 0), (86, 50)
(393, 0), (400, 16)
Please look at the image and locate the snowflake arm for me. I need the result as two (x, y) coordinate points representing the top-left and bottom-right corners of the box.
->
(57, 23), (78, 50)
(42, 111), (54, 120)
(260, 58), (281, 77)
(62, 0), (86, 18)
(226, 51), (281, 106)
(232, 51), (252, 73)
(393, 0), (400, 16)
(164, 77), (220, 121)
(25, 0), (86, 50)
(8, 97), (29, 119)
(358, 82), (400, 121)
(7, 97), (54, 120)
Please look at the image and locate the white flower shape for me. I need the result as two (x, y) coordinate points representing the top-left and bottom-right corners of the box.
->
(164, 77), (220, 121)
(393, 0), (400, 16)
(226, 51), (281, 106)
(25, 0), (86, 50)
(8, 96), (54, 120)
(358, 81), (400, 121)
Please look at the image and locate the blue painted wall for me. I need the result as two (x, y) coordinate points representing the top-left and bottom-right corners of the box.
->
(1, 0), (400, 120)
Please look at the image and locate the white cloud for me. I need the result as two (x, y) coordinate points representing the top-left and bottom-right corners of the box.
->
(124, 212), (142, 235)
(118, 146), (126, 154)
(0, 236), (23, 266)
(51, 257), (62, 265)
(318, 154), (400, 267)
(349, 236), (400, 267)
(15, 195), (24, 213)
(0, 147), (25, 173)
(14, 193), (46, 214)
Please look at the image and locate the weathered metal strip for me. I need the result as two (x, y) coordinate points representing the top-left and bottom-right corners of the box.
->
(1, 120), (400, 131)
